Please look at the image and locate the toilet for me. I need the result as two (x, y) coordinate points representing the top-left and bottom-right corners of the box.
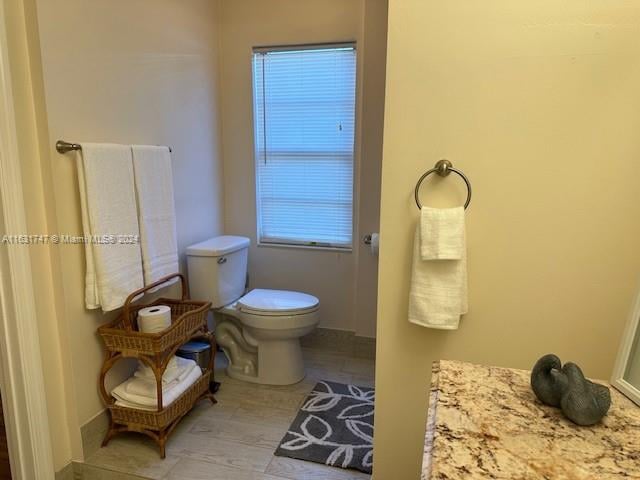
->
(186, 235), (320, 385)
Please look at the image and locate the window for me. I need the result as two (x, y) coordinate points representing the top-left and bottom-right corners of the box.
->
(252, 43), (356, 249)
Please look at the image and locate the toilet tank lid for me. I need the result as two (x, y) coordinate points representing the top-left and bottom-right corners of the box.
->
(186, 235), (250, 257)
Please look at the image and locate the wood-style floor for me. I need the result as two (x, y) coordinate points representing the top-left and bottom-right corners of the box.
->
(0, 394), (12, 480)
(85, 347), (375, 479)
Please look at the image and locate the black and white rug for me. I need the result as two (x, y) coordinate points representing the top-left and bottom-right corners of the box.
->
(275, 380), (374, 474)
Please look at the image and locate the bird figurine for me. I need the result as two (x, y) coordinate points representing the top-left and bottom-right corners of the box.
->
(560, 363), (611, 426)
(530, 355), (611, 426)
(530, 354), (568, 407)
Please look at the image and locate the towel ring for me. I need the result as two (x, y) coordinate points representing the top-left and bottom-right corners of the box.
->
(414, 159), (472, 210)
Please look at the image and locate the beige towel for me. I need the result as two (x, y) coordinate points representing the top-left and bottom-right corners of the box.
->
(409, 209), (468, 329)
(131, 145), (179, 288)
(75, 144), (144, 311)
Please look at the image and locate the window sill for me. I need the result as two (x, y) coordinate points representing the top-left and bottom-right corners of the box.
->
(257, 241), (353, 253)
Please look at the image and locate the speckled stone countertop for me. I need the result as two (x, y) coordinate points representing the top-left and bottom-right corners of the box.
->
(421, 360), (640, 479)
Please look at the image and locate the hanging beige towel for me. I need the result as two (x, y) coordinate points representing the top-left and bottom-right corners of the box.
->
(75, 143), (144, 311)
(409, 207), (468, 329)
(131, 145), (179, 289)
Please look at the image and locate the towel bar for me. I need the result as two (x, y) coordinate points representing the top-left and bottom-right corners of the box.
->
(414, 159), (472, 210)
(56, 140), (172, 154)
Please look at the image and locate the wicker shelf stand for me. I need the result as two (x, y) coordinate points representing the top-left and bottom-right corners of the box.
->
(97, 273), (215, 458)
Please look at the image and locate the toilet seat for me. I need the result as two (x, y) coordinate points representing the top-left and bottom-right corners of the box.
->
(237, 289), (319, 316)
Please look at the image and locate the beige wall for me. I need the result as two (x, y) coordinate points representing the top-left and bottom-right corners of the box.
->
(218, 0), (386, 337)
(355, 0), (387, 338)
(373, 1), (640, 478)
(34, 0), (225, 435)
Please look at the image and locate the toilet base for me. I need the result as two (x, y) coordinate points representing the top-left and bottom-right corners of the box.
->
(225, 337), (306, 385)
(215, 305), (319, 386)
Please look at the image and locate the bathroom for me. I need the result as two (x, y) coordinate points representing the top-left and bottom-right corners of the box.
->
(1, 0), (640, 479)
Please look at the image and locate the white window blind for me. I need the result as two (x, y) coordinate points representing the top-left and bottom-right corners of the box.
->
(252, 44), (356, 249)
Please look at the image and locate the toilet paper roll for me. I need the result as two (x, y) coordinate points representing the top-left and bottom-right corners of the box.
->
(370, 233), (379, 256)
(137, 305), (172, 333)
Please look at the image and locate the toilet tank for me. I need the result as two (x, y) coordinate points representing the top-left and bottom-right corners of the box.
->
(186, 235), (250, 308)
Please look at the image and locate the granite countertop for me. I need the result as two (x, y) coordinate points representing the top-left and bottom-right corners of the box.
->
(422, 360), (640, 479)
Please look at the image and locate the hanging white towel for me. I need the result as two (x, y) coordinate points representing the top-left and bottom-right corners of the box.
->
(409, 207), (468, 329)
(131, 145), (179, 289)
(75, 149), (99, 309)
(420, 207), (465, 260)
(75, 144), (144, 312)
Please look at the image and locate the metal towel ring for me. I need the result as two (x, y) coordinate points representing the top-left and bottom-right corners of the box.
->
(414, 159), (472, 210)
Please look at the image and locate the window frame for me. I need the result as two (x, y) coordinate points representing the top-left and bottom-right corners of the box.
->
(251, 42), (358, 252)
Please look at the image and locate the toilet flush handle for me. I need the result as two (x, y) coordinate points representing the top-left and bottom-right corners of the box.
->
(217, 257), (227, 265)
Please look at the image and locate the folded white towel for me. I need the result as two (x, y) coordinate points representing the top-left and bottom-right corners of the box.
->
(134, 357), (181, 384)
(131, 145), (179, 290)
(127, 358), (197, 397)
(112, 360), (201, 410)
(420, 207), (465, 260)
(409, 210), (468, 329)
(75, 144), (144, 311)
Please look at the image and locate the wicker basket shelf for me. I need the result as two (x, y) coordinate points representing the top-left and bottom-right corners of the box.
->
(97, 273), (216, 458)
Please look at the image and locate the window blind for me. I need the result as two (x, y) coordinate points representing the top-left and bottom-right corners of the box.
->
(252, 44), (356, 249)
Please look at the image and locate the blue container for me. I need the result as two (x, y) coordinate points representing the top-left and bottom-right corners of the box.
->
(176, 340), (211, 370)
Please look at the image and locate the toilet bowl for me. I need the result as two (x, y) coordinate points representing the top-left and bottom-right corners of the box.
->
(220, 289), (319, 384)
(186, 236), (320, 385)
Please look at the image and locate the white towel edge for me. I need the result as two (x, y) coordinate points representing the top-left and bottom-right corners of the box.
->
(408, 317), (461, 330)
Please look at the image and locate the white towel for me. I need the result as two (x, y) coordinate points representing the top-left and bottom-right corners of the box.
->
(420, 207), (465, 260)
(75, 144), (144, 311)
(133, 359), (181, 385)
(131, 145), (179, 289)
(112, 362), (202, 410)
(409, 209), (468, 329)
(127, 357), (197, 396)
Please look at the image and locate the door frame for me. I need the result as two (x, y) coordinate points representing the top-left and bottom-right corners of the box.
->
(611, 281), (640, 406)
(0, 1), (55, 478)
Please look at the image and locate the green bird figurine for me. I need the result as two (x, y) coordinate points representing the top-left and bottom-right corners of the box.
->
(531, 355), (611, 426)
(531, 354), (568, 407)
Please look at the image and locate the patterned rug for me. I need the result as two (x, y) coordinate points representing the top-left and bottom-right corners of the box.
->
(274, 380), (374, 474)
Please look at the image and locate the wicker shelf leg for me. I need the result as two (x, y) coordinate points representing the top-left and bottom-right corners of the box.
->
(101, 419), (127, 448)
(159, 433), (167, 459)
(101, 422), (115, 448)
(207, 332), (218, 398)
(135, 429), (163, 458)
